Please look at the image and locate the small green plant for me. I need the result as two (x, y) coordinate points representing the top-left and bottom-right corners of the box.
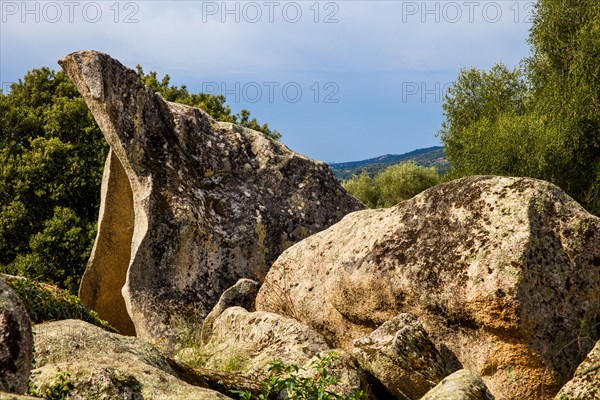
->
(223, 353), (245, 372)
(28, 371), (74, 400)
(3, 274), (115, 332)
(168, 305), (209, 366)
(231, 352), (367, 400)
(503, 364), (519, 385)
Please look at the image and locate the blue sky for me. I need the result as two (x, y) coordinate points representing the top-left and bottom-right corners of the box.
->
(0, 1), (534, 162)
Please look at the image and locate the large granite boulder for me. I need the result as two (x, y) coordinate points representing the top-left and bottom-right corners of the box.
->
(554, 340), (600, 399)
(256, 176), (600, 399)
(196, 306), (329, 373)
(58, 50), (363, 340)
(0, 393), (41, 400)
(29, 319), (229, 399)
(0, 278), (33, 394)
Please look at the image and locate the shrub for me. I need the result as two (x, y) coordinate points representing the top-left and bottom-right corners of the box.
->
(3, 274), (115, 332)
(374, 162), (440, 207)
(28, 371), (74, 400)
(231, 352), (367, 400)
(342, 173), (379, 208)
(343, 162), (440, 208)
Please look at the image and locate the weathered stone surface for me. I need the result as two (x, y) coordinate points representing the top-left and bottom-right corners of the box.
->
(0, 278), (33, 394)
(420, 369), (495, 400)
(193, 306), (365, 396)
(256, 176), (600, 399)
(194, 306), (330, 374)
(29, 319), (229, 399)
(201, 279), (260, 344)
(554, 340), (600, 399)
(172, 352), (364, 400)
(58, 50), (363, 342)
(352, 313), (451, 399)
(166, 361), (261, 398)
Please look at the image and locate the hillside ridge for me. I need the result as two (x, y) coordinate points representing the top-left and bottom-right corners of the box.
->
(329, 146), (448, 181)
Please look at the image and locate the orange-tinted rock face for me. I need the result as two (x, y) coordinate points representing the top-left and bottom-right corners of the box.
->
(257, 175), (600, 399)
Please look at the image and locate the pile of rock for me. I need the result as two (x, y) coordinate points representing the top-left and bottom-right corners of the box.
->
(4, 51), (600, 399)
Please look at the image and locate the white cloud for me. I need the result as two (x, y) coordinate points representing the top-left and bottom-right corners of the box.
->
(0, 0), (534, 160)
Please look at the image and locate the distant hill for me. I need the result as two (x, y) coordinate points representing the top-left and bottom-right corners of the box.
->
(329, 146), (449, 181)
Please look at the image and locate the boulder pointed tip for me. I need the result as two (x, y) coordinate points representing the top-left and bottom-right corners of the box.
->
(59, 49), (107, 62)
(59, 50), (118, 101)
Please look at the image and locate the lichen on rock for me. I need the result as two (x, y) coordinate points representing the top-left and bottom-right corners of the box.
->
(58, 50), (363, 343)
(420, 369), (495, 400)
(28, 319), (229, 399)
(201, 278), (260, 345)
(554, 339), (600, 399)
(256, 175), (600, 399)
(194, 306), (365, 397)
(194, 306), (331, 374)
(352, 313), (451, 399)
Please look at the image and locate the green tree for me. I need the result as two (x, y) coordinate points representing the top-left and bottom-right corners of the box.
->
(374, 162), (440, 207)
(528, 0), (600, 213)
(0, 69), (105, 293)
(440, 64), (528, 140)
(235, 109), (281, 140)
(439, 64), (531, 178)
(136, 66), (281, 140)
(342, 172), (379, 208)
(343, 162), (440, 208)
(439, 0), (600, 215)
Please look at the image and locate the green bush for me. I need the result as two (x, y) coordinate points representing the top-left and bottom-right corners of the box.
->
(374, 162), (441, 207)
(3, 274), (115, 332)
(343, 162), (440, 208)
(231, 352), (366, 400)
(28, 371), (74, 400)
(439, 0), (600, 215)
(341, 172), (379, 208)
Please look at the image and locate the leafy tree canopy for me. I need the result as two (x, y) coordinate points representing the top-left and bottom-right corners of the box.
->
(439, 0), (600, 215)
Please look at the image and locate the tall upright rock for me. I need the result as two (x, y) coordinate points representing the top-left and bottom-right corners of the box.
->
(59, 50), (364, 341)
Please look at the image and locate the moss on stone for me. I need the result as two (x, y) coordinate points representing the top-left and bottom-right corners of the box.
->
(2, 274), (115, 332)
